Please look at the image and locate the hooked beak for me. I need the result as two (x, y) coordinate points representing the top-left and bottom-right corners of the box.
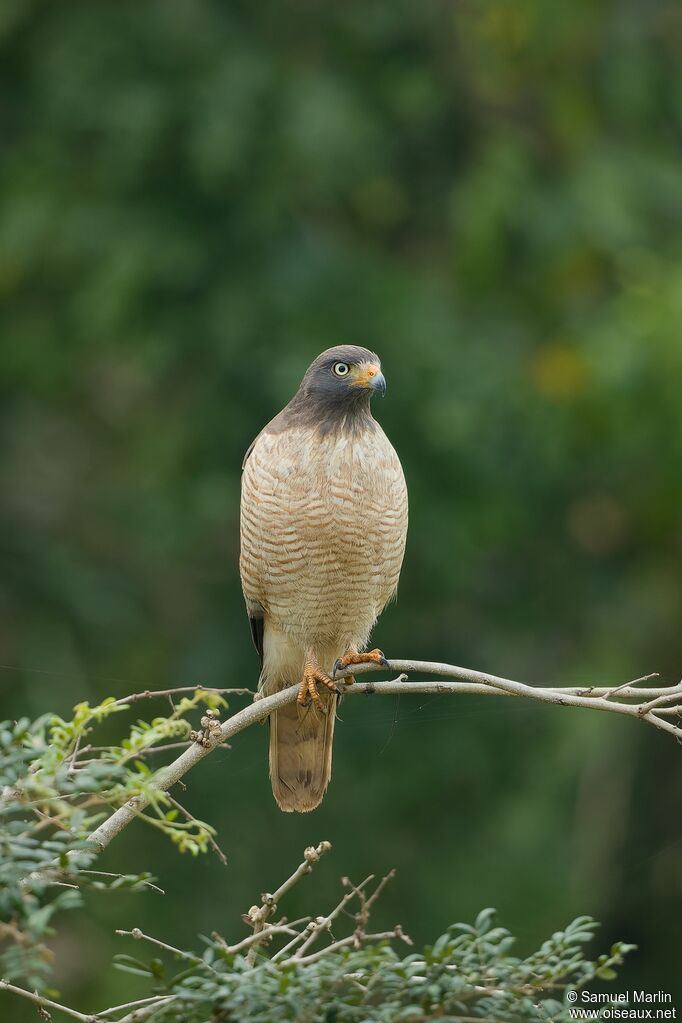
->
(351, 362), (386, 397)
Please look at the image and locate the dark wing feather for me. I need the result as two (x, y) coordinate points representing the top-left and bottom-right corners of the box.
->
(248, 612), (264, 669)
(242, 436), (264, 669)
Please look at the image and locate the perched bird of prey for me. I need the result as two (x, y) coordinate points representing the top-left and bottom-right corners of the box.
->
(240, 346), (408, 812)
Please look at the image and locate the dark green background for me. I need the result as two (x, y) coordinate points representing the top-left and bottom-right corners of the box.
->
(1, 0), (681, 1015)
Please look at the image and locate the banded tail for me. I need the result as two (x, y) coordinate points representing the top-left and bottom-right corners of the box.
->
(269, 691), (335, 812)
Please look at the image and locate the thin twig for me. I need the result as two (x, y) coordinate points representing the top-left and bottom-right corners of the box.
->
(78, 870), (165, 895)
(294, 874), (374, 958)
(638, 684), (682, 715)
(293, 926), (410, 966)
(96, 994), (173, 1017)
(123, 741), (192, 757)
(597, 674), (659, 700)
(0, 979), (91, 1022)
(364, 868), (396, 917)
(112, 685), (253, 707)
(244, 840), (332, 964)
(166, 794), (228, 865)
(67, 733), (83, 778)
(653, 705), (682, 717)
(114, 997), (176, 1023)
(270, 924), (314, 962)
(219, 919), (310, 956)
(115, 927), (219, 975)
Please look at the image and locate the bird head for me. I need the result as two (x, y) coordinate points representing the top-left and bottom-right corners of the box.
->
(300, 346), (386, 405)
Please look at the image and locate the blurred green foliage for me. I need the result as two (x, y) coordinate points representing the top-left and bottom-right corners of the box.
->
(1, 0), (681, 1016)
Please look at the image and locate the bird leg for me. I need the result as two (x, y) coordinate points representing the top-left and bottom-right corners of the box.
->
(297, 657), (341, 706)
(332, 647), (389, 678)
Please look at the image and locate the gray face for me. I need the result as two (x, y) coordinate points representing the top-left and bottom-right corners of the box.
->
(299, 345), (386, 407)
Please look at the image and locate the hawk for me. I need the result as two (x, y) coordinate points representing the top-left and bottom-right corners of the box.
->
(240, 346), (408, 811)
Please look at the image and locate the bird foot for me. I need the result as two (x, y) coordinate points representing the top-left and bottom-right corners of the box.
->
(297, 662), (342, 705)
(332, 648), (389, 679)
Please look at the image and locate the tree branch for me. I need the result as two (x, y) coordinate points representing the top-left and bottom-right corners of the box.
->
(292, 874), (374, 958)
(242, 839), (331, 964)
(115, 927), (216, 972)
(293, 927), (409, 965)
(0, 979), (92, 1022)
(81, 659), (680, 857)
(111, 685), (253, 707)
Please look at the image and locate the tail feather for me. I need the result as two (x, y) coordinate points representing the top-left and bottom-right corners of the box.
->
(269, 690), (335, 812)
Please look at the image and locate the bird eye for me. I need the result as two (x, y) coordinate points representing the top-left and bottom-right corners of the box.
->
(332, 362), (350, 378)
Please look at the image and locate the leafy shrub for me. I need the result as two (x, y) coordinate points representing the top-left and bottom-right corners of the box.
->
(0, 700), (634, 1021)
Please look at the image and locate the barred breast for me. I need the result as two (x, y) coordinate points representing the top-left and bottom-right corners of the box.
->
(240, 421), (407, 653)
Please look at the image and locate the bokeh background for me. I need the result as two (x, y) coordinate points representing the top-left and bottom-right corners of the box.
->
(1, 0), (681, 1015)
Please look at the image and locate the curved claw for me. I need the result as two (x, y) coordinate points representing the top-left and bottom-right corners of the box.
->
(331, 658), (357, 683)
(332, 648), (390, 679)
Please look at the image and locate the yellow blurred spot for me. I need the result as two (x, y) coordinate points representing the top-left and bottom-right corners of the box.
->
(480, 4), (532, 50)
(531, 343), (589, 399)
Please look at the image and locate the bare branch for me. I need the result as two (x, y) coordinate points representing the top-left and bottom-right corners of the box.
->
(166, 794), (227, 865)
(219, 918), (310, 956)
(363, 868), (396, 917)
(112, 685), (253, 707)
(243, 840), (332, 964)
(78, 659), (681, 861)
(293, 925), (411, 966)
(270, 923), (315, 962)
(115, 927), (218, 975)
(113, 998), (175, 1023)
(293, 874), (374, 958)
(96, 995), (174, 1019)
(0, 979), (92, 1022)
